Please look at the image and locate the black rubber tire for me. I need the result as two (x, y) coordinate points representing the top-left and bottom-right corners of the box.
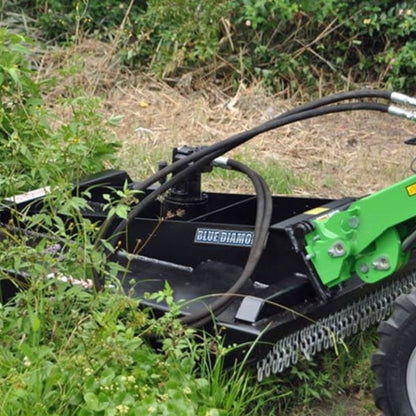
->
(371, 288), (416, 416)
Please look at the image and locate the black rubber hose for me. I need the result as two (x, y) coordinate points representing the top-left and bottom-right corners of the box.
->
(183, 158), (273, 326)
(96, 94), (391, 246)
(278, 89), (391, 118)
(103, 101), (389, 249)
(135, 91), (391, 193)
(93, 100), (390, 306)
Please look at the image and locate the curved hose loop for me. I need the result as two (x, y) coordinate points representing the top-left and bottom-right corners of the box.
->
(93, 97), (391, 311)
(95, 94), (392, 249)
(101, 101), (389, 249)
(181, 158), (273, 327)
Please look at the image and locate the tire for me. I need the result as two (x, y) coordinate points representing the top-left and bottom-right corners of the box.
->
(371, 288), (416, 416)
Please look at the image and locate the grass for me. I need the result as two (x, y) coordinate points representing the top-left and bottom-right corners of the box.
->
(206, 153), (306, 195)
(4, 35), (415, 415)
(269, 330), (380, 416)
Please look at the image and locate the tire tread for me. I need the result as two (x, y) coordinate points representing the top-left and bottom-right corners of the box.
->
(371, 288), (416, 416)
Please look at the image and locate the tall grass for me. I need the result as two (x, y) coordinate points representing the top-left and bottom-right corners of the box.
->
(0, 29), (284, 415)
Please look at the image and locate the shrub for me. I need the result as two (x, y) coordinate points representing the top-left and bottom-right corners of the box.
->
(6, 1), (416, 92)
(0, 279), (267, 415)
(109, 0), (416, 93)
(121, 0), (233, 77)
(230, 0), (416, 92)
(10, 0), (146, 41)
(0, 29), (119, 196)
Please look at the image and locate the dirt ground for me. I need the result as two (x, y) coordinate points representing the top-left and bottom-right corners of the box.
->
(40, 40), (416, 199)
(106, 77), (416, 199)
(40, 41), (416, 415)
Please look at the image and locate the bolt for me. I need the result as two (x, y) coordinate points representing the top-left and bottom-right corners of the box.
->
(372, 256), (390, 271)
(348, 216), (359, 229)
(328, 241), (346, 257)
(359, 263), (369, 274)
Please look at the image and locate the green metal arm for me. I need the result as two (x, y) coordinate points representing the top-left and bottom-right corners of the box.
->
(305, 175), (416, 287)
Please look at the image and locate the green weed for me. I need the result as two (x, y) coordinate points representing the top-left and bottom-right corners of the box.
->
(282, 330), (379, 415)
(0, 28), (280, 415)
(0, 29), (119, 196)
(8, 0), (416, 92)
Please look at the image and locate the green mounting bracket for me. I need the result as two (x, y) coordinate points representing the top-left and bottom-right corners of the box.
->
(305, 175), (416, 287)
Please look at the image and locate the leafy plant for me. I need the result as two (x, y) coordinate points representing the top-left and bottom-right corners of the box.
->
(0, 29), (119, 196)
(0, 257), (276, 415)
(9, 0), (146, 41)
(6, 0), (416, 92)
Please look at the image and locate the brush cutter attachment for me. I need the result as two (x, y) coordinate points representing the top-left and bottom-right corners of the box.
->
(2, 89), (416, 416)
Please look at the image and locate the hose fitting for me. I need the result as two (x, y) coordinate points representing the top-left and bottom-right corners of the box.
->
(388, 105), (416, 120)
(212, 157), (230, 169)
(391, 92), (416, 107)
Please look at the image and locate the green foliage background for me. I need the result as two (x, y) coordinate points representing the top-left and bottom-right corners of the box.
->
(0, 28), (119, 196)
(0, 1), (412, 414)
(6, 0), (416, 92)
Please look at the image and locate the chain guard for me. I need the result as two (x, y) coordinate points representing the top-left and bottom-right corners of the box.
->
(256, 268), (416, 381)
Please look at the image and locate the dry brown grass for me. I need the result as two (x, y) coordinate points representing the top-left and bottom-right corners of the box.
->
(40, 40), (416, 200)
(106, 78), (415, 198)
(35, 39), (126, 96)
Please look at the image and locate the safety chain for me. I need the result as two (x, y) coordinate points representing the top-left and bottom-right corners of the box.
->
(256, 270), (416, 381)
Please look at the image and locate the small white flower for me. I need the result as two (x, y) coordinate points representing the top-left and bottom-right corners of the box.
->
(116, 404), (130, 414)
(23, 356), (31, 367)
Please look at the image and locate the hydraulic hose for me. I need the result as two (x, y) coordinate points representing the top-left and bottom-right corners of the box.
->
(97, 90), (393, 248)
(103, 101), (389, 249)
(94, 96), (392, 324)
(135, 91), (392, 194)
(277, 89), (391, 118)
(183, 158), (273, 326)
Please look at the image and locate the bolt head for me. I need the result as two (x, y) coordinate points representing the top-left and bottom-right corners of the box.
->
(328, 241), (346, 257)
(348, 216), (359, 229)
(372, 256), (390, 271)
